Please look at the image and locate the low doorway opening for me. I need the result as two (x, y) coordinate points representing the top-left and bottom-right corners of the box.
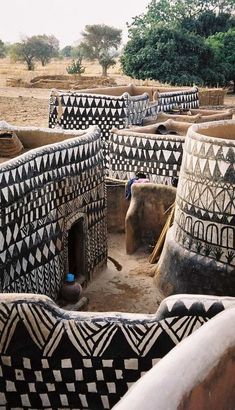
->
(67, 218), (85, 279)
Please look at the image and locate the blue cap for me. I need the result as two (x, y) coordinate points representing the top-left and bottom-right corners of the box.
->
(66, 273), (75, 282)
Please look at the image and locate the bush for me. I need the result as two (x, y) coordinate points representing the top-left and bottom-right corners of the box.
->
(66, 59), (85, 75)
(121, 27), (221, 86)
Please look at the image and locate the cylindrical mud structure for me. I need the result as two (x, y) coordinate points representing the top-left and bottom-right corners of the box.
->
(156, 120), (235, 296)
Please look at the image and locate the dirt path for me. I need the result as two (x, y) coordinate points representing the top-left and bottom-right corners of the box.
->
(0, 87), (234, 128)
(0, 82), (234, 313)
(82, 233), (164, 314)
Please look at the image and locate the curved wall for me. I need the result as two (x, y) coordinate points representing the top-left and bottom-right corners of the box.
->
(0, 125), (107, 299)
(109, 127), (185, 184)
(157, 120), (235, 295)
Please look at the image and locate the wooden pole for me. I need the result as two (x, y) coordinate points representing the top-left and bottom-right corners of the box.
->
(149, 202), (175, 264)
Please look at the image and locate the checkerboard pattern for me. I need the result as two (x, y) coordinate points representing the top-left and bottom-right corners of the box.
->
(0, 356), (160, 409)
(0, 294), (232, 409)
(109, 130), (184, 184)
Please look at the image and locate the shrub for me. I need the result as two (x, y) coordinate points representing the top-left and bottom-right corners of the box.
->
(66, 59), (85, 75)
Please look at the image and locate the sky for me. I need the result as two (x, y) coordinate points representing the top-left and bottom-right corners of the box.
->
(0, 0), (150, 48)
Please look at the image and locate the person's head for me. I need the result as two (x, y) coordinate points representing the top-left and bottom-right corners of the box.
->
(136, 172), (146, 179)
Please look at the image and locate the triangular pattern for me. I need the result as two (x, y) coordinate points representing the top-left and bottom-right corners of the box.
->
(0, 294), (232, 409)
(0, 126), (107, 299)
(173, 126), (235, 267)
(109, 130), (184, 183)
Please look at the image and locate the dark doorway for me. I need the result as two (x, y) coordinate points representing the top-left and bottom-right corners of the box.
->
(68, 218), (85, 278)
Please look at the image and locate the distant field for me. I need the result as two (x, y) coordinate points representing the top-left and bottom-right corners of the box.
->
(0, 57), (130, 87)
(0, 57), (166, 87)
(0, 57), (234, 128)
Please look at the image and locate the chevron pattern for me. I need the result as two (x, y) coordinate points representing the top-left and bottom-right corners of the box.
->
(157, 87), (199, 113)
(48, 91), (150, 167)
(173, 125), (235, 267)
(0, 294), (233, 409)
(109, 130), (184, 184)
(0, 126), (107, 298)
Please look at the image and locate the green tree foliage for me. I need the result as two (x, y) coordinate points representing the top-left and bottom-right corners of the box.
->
(206, 28), (235, 91)
(9, 35), (59, 70)
(66, 52), (85, 75)
(181, 11), (235, 37)
(61, 45), (73, 58)
(121, 26), (223, 86)
(33, 35), (59, 66)
(10, 40), (36, 70)
(79, 24), (122, 76)
(66, 59), (85, 74)
(0, 40), (6, 58)
(129, 0), (235, 35)
(60, 45), (83, 59)
(122, 0), (235, 87)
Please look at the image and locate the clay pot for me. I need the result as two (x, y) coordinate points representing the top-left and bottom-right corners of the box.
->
(61, 273), (82, 303)
(156, 120), (235, 296)
(0, 131), (23, 157)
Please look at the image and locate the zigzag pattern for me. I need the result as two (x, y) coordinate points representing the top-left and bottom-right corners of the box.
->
(172, 125), (235, 267)
(0, 297), (228, 357)
(157, 87), (199, 113)
(183, 139), (235, 182)
(49, 92), (149, 129)
(177, 176), (235, 219)
(0, 126), (107, 298)
(109, 130), (184, 183)
(49, 91), (150, 168)
(0, 295), (233, 409)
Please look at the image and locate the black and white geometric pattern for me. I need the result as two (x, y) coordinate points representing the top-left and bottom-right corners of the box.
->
(174, 121), (235, 267)
(157, 87), (199, 114)
(0, 293), (234, 409)
(49, 91), (150, 166)
(0, 125), (107, 299)
(109, 128), (184, 184)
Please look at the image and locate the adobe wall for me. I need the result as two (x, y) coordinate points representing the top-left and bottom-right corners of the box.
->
(157, 120), (235, 296)
(0, 293), (233, 409)
(109, 126), (185, 184)
(114, 306), (235, 410)
(0, 124), (107, 299)
(106, 178), (129, 233)
(125, 184), (176, 254)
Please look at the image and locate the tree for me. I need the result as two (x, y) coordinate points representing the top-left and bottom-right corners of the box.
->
(9, 35), (59, 70)
(181, 11), (235, 37)
(128, 0), (235, 37)
(0, 40), (6, 58)
(123, 0), (235, 87)
(79, 24), (122, 76)
(206, 28), (235, 91)
(66, 51), (85, 75)
(121, 26), (223, 86)
(10, 39), (36, 70)
(30, 35), (59, 66)
(61, 45), (73, 58)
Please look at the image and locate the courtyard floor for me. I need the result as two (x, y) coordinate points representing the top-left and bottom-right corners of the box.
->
(82, 233), (164, 314)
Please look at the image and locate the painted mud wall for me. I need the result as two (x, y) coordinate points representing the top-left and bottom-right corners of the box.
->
(0, 293), (233, 409)
(109, 129), (184, 184)
(0, 126), (107, 299)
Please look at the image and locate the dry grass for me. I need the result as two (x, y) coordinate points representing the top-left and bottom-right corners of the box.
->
(0, 57), (167, 87)
(0, 57), (130, 87)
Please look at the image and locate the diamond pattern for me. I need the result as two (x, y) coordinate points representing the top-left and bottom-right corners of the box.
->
(0, 294), (232, 409)
(0, 125), (107, 298)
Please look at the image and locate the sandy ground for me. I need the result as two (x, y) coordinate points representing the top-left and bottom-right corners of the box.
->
(0, 78), (164, 314)
(82, 234), (164, 314)
(0, 85), (234, 128)
(0, 58), (234, 313)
